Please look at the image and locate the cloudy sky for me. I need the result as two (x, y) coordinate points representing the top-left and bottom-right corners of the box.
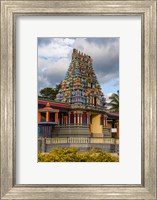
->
(38, 37), (119, 101)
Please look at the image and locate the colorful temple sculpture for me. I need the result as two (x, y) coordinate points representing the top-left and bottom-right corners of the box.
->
(38, 49), (119, 153)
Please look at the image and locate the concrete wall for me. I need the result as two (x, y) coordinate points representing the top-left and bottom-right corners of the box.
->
(117, 125), (119, 138)
(103, 127), (111, 137)
(45, 143), (119, 153)
(38, 137), (119, 153)
(52, 126), (90, 138)
(90, 114), (103, 137)
(38, 137), (46, 153)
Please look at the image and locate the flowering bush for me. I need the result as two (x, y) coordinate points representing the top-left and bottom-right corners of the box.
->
(38, 147), (119, 162)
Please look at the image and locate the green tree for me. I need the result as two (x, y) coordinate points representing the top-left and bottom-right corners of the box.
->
(107, 90), (119, 113)
(39, 83), (61, 100)
(55, 83), (62, 93)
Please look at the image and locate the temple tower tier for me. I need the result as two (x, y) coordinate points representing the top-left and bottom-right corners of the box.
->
(56, 49), (106, 108)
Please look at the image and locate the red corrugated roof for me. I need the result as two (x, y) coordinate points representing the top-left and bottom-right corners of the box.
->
(38, 100), (71, 109)
(108, 112), (119, 117)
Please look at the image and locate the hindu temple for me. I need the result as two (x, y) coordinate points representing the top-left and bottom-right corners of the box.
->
(38, 49), (119, 153)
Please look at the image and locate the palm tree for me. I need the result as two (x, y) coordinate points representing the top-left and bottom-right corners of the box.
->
(107, 90), (119, 113)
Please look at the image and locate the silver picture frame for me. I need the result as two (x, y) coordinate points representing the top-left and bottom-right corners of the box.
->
(0, 0), (156, 199)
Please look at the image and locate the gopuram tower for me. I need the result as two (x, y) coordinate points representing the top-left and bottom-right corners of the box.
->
(53, 49), (109, 139)
(56, 49), (106, 108)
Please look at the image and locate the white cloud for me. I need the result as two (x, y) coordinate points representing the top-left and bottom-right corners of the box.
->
(105, 93), (113, 103)
(38, 38), (75, 59)
(38, 56), (70, 91)
(64, 38), (75, 46)
(73, 38), (119, 85)
(38, 37), (119, 93)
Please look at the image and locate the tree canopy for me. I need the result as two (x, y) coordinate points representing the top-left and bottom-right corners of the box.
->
(39, 83), (61, 100)
(107, 90), (119, 113)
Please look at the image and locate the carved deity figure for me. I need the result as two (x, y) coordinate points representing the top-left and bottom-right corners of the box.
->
(75, 77), (80, 85)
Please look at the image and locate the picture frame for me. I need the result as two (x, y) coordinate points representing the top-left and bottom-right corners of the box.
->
(0, 0), (156, 199)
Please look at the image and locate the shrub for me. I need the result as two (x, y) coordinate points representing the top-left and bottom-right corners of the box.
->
(38, 147), (119, 162)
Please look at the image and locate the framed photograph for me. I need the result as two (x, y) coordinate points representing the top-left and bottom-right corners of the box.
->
(1, 0), (156, 199)
(37, 37), (120, 162)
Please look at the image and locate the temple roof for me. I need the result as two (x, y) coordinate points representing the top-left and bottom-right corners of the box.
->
(107, 112), (119, 119)
(38, 122), (58, 125)
(55, 49), (106, 109)
(38, 100), (119, 118)
(38, 99), (71, 109)
(38, 102), (59, 112)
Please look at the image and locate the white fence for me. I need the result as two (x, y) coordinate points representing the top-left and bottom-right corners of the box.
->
(46, 137), (119, 145)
